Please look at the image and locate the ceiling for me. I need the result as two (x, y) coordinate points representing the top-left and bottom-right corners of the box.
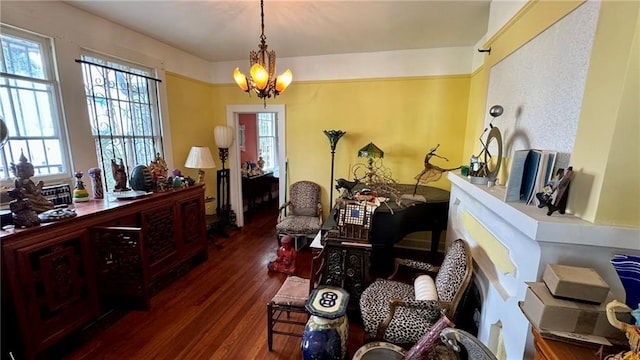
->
(63, 0), (491, 63)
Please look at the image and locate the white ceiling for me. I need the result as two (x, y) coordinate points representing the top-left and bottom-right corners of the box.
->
(63, 0), (491, 63)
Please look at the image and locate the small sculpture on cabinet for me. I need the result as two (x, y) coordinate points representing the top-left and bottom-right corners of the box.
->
(10, 151), (54, 214)
(72, 171), (90, 202)
(111, 158), (130, 192)
(7, 187), (40, 227)
(267, 235), (297, 275)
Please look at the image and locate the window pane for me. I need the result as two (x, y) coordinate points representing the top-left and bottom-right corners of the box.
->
(1, 33), (46, 80)
(81, 53), (163, 193)
(0, 27), (66, 182)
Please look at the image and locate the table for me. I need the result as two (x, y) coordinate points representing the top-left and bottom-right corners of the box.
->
(242, 171), (274, 212)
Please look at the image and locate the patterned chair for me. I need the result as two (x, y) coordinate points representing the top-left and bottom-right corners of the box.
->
(275, 181), (323, 249)
(359, 239), (472, 345)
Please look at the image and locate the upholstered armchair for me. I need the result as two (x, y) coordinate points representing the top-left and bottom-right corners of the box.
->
(359, 239), (472, 345)
(275, 181), (323, 248)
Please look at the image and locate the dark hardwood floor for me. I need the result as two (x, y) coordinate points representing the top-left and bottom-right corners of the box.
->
(61, 202), (367, 360)
(56, 200), (443, 360)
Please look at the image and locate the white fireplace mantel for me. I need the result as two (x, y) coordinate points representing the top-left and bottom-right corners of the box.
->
(446, 172), (640, 360)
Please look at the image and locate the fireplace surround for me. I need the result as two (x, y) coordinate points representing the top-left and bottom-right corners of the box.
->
(446, 172), (639, 359)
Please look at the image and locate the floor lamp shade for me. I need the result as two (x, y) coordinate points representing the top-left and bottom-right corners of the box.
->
(214, 126), (234, 148)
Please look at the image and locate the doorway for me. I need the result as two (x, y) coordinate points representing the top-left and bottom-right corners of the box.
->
(226, 105), (286, 228)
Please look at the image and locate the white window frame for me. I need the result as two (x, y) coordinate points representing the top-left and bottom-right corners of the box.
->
(256, 112), (278, 172)
(0, 25), (71, 185)
(79, 50), (164, 193)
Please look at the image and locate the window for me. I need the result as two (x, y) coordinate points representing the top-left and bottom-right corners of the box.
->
(79, 52), (164, 193)
(0, 25), (69, 182)
(257, 113), (277, 171)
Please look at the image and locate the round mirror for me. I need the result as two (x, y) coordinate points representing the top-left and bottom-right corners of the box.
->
(484, 127), (503, 180)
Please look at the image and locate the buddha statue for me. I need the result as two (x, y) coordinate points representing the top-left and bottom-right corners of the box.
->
(9, 151), (54, 214)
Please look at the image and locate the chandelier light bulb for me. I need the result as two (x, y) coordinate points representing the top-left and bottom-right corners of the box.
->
(232, 0), (292, 106)
(250, 63), (269, 90)
(275, 69), (292, 93)
(233, 68), (249, 92)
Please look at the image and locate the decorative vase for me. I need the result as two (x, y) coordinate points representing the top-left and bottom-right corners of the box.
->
(88, 167), (104, 199)
(302, 286), (350, 360)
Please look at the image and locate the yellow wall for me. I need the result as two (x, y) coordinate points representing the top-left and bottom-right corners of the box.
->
(462, 0), (639, 227)
(571, 0), (640, 225)
(168, 75), (470, 213)
(165, 73), (217, 199)
(166, 0), (639, 226)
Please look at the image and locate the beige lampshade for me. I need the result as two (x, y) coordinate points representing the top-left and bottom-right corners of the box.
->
(214, 125), (234, 148)
(184, 146), (216, 169)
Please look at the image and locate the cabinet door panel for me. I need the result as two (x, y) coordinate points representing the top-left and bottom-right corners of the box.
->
(180, 195), (206, 256)
(16, 230), (99, 352)
(142, 204), (177, 278)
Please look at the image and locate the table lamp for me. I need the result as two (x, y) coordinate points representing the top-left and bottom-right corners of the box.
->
(184, 146), (216, 184)
(358, 142), (384, 185)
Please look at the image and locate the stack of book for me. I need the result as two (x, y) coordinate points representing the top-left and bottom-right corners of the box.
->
(504, 149), (558, 204)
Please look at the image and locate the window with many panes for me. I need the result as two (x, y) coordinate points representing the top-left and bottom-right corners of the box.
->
(79, 52), (164, 193)
(0, 25), (69, 182)
(257, 113), (277, 172)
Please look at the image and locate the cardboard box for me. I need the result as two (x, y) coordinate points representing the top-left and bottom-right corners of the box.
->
(521, 282), (626, 339)
(543, 264), (610, 303)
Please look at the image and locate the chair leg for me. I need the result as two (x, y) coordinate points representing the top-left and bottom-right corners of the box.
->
(267, 302), (274, 351)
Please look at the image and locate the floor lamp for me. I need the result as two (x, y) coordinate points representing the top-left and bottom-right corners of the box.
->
(214, 125), (234, 235)
(323, 130), (346, 208)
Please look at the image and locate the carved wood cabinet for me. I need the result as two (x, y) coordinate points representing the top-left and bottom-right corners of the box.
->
(1, 185), (208, 360)
(322, 239), (372, 310)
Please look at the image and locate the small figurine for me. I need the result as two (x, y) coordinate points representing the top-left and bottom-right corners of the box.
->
(537, 166), (573, 216)
(10, 151), (54, 214)
(257, 156), (265, 171)
(73, 171), (90, 202)
(148, 153), (168, 181)
(111, 158), (129, 192)
(267, 235), (297, 275)
(7, 187), (40, 227)
(605, 300), (639, 360)
(335, 178), (360, 199)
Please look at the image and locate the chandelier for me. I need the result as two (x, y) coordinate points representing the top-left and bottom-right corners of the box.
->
(233, 0), (292, 106)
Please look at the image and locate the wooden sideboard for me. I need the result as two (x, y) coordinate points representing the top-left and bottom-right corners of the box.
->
(242, 171), (274, 212)
(1, 185), (208, 360)
(531, 328), (627, 360)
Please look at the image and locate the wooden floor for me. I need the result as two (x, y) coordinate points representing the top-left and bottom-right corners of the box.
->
(61, 203), (368, 360)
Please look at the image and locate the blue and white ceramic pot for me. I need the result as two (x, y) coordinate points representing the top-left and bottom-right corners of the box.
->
(301, 314), (349, 360)
(611, 254), (640, 312)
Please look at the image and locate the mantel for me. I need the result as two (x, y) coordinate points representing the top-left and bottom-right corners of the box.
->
(447, 171), (639, 359)
(448, 172), (639, 251)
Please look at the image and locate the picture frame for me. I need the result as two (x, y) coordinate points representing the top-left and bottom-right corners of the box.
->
(239, 124), (245, 151)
